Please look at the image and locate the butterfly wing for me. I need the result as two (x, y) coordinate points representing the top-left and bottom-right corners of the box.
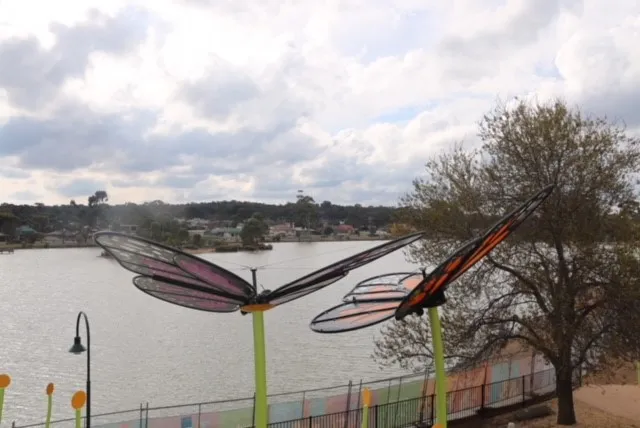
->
(265, 231), (425, 306)
(310, 301), (401, 333)
(133, 276), (243, 313)
(94, 232), (254, 312)
(343, 272), (423, 302)
(395, 184), (555, 319)
(310, 272), (425, 333)
(447, 184), (555, 284)
(395, 238), (482, 319)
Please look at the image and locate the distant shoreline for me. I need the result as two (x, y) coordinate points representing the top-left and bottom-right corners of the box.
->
(0, 235), (391, 253)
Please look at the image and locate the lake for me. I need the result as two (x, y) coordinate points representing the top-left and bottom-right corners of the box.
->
(0, 241), (419, 425)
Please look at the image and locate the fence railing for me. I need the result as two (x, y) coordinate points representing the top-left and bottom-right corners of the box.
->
(265, 368), (558, 428)
(12, 354), (555, 428)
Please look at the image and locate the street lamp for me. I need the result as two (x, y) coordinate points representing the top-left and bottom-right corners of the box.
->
(69, 311), (91, 428)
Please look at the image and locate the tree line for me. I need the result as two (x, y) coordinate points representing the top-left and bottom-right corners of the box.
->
(0, 192), (401, 236)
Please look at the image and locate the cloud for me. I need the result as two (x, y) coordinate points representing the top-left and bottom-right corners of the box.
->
(9, 190), (41, 201)
(0, 7), (151, 110)
(55, 178), (107, 198)
(0, 167), (31, 179)
(0, 0), (638, 206)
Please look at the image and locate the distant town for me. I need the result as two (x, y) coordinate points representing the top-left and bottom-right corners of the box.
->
(0, 190), (407, 252)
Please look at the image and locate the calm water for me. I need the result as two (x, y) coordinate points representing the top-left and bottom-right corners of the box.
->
(0, 241), (417, 424)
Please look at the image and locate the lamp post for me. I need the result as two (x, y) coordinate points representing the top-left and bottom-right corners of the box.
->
(69, 311), (91, 428)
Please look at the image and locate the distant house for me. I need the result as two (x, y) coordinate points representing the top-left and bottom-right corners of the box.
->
(205, 227), (242, 242)
(186, 218), (210, 228)
(15, 225), (38, 240)
(187, 229), (207, 238)
(44, 230), (77, 245)
(376, 230), (390, 238)
(118, 224), (138, 235)
(269, 223), (296, 238)
(335, 224), (355, 235)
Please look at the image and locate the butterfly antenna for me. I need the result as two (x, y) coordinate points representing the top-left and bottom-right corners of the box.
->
(250, 266), (267, 292)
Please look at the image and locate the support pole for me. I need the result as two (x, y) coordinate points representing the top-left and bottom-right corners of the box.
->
(428, 307), (447, 428)
(251, 268), (268, 428)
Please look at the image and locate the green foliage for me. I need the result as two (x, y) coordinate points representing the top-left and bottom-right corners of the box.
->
(240, 214), (269, 246)
(377, 98), (640, 426)
(0, 192), (397, 240)
(295, 190), (318, 229)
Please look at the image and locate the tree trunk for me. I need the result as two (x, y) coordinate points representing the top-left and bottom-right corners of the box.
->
(556, 366), (577, 425)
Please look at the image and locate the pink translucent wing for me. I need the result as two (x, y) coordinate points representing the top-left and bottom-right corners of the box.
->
(174, 254), (255, 299)
(94, 232), (253, 302)
(344, 272), (420, 302)
(133, 276), (240, 312)
(310, 300), (401, 333)
(267, 231), (425, 306)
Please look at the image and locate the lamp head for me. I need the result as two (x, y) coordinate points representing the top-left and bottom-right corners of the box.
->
(69, 336), (86, 354)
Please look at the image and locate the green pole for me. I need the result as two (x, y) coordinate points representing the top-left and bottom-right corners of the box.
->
(361, 404), (369, 428)
(636, 361), (640, 385)
(46, 393), (53, 428)
(75, 409), (81, 428)
(361, 388), (371, 428)
(251, 268), (268, 428)
(0, 388), (5, 424)
(428, 307), (447, 428)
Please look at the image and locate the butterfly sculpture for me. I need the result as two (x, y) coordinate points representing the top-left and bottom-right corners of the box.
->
(310, 184), (555, 428)
(94, 230), (425, 428)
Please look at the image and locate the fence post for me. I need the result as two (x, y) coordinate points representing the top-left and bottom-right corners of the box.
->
(139, 403), (143, 428)
(521, 376), (526, 407)
(355, 379), (363, 428)
(418, 372), (427, 424)
(145, 402), (149, 428)
(374, 404), (379, 428)
(344, 380), (352, 428)
(197, 403), (201, 428)
(480, 382), (485, 413)
(300, 391), (306, 419)
(307, 415), (312, 428)
(429, 394), (434, 424)
(393, 376), (403, 428)
(251, 392), (256, 428)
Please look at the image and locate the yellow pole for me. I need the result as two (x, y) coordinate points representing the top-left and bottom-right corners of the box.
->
(45, 383), (55, 428)
(361, 388), (371, 428)
(0, 374), (11, 424)
(71, 390), (87, 428)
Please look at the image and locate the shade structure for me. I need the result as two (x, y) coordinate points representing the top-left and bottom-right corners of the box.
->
(94, 230), (425, 428)
(309, 184), (556, 428)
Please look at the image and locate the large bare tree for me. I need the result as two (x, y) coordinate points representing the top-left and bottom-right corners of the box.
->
(374, 99), (640, 425)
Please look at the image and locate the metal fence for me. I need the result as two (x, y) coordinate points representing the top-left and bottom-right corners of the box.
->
(12, 354), (556, 428)
(265, 369), (558, 428)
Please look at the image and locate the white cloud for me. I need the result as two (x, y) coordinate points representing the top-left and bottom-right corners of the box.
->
(0, 0), (638, 206)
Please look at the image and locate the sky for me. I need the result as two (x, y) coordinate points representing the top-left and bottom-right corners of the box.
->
(0, 0), (638, 206)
